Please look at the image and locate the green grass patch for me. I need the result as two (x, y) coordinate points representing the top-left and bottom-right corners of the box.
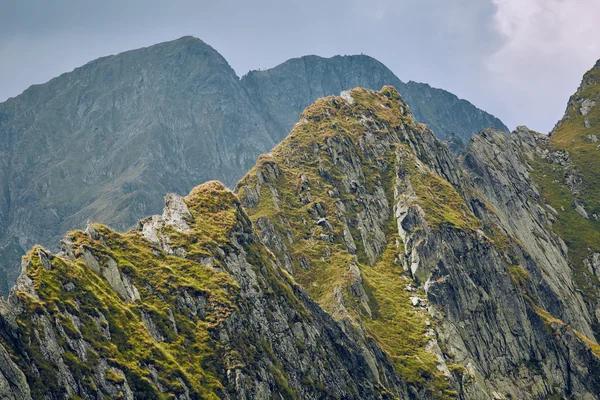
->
(399, 147), (479, 232)
(507, 265), (529, 288)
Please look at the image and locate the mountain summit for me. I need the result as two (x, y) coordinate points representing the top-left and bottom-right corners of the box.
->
(0, 85), (598, 399)
(0, 36), (507, 293)
(241, 53), (507, 142)
(235, 86), (600, 398)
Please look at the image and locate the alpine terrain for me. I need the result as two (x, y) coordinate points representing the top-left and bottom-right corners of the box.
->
(0, 55), (599, 398)
(0, 36), (507, 294)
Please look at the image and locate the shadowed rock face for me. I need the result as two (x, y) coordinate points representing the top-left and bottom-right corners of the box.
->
(0, 36), (507, 293)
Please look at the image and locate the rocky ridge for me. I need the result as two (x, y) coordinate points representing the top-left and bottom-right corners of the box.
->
(3, 57), (600, 399)
(0, 36), (508, 294)
(236, 87), (600, 398)
(0, 83), (599, 399)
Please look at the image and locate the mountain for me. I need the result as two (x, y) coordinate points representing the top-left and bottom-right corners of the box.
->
(235, 87), (600, 398)
(540, 59), (600, 341)
(0, 36), (507, 294)
(0, 37), (277, 294)
(0, 183), (406, 399)
(1, 85), (597, 399)
(241, 54), (508, 143)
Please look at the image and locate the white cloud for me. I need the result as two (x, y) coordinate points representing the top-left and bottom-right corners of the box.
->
(487, 0), (600, 132)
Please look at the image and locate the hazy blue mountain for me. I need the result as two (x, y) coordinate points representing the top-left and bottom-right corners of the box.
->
(241, 54), (508, 141)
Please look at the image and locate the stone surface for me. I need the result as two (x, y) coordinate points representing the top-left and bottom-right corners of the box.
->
(580, 99), (596, 115)
(2, 46), (599, 399)
(0, 182), (404, 399)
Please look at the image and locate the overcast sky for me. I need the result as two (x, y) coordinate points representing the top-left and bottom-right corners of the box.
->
(1, 0), (600, 133)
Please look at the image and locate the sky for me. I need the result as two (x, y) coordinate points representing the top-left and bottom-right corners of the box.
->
(1, 0), (600, 133)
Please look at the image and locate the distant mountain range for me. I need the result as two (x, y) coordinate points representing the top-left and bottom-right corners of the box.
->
(0, 36), (507, 293)
(1, 34), (600, 400)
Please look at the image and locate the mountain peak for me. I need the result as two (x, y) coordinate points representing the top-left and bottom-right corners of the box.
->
(152, 35), (221, 56)
(300, 86), (415, 129)
(236, 78), (600, 398)
(242, 52), (508, 142)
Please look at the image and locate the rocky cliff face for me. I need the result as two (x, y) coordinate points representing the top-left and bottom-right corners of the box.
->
(2, 81), (600, 399)
(236, 87), (600, 398)
(537, 58), (600, 360)
(0, 181), (411, 399)
(0, 36), (508, 294)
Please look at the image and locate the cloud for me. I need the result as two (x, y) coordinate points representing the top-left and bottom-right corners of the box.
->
(486, 0), (600, 132)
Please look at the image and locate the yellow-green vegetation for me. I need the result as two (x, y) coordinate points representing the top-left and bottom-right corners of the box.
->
(360, 236), (457, 398)
(528, 66), (600, 311)
(399, 147), (479, 231)
(520, 65), (600, 343)
(575, 331), (600, 357)
(529, 148), (600, 267)
(551, 65), (600, 216)
(529, 153), (600, 309)
(533, 304), (564, 326)
(541, 64), (600, 266)
(237, 87), (469, 398)
(507, 265), (530, 288)
(7, 183), (250, 399)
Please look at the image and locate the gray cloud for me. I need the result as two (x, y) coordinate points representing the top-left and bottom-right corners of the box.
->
(1, 0), (598, 132)
(487, 0), (600, 132)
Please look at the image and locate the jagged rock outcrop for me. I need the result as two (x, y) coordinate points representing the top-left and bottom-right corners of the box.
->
(236, 87), (600, 398)
(462, 127), (594, 337)
(536, 58), (600, 365)
(0, 181), (409, 399)
(0, 36), (508, 294)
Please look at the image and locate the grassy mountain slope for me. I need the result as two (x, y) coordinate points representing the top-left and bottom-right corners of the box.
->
(237, 87), (461, 398)
(525, 60), (600, 335)
(0, 37), (509, 295)
(0, 182), (397, 399)
(1, 86), (599, 399)
(236, 87), (600, 399)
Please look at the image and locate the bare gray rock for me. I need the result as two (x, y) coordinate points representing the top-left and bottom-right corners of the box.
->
(239, 94), (600, 398)
(102, 258), (140, 303)
(0, 344), (31, 400)
(575, 202), (590, 219)
(581, 98), (597, 115)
